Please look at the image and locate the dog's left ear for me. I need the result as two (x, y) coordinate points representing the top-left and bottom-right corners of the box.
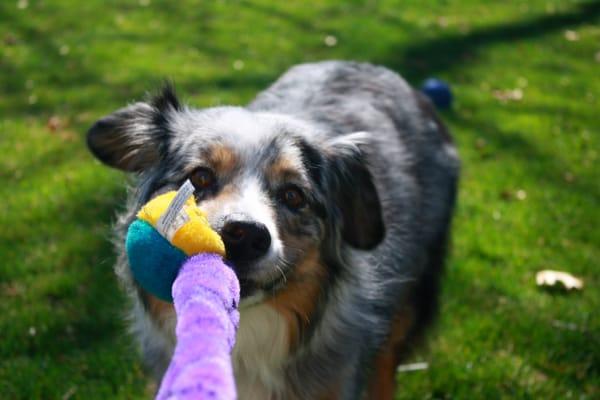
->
(325, 132), (385, 250)
(86, 84), (181, 172)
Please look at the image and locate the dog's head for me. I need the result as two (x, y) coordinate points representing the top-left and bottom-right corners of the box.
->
(87, 87), (384, 297)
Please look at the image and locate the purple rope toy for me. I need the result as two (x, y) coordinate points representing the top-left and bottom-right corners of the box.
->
(125, 182), (240, 400)
(157, 254), (239, 400)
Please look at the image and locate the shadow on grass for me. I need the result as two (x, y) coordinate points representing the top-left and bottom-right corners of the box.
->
(3, 183), (129, 359)
(446, 111), (600, 243)
(0, 1), (277, 118)
(444, 268), (599, 387)
(239, 0), (317, 31)
(3, 0), (598, 117)
(376, 0), (600, 219)
(381, 1), (600, 82)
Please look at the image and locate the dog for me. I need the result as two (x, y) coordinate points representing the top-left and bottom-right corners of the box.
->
(86, 61), (459, 399)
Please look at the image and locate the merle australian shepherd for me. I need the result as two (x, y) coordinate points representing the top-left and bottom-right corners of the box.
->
(87, 61), (459, 399)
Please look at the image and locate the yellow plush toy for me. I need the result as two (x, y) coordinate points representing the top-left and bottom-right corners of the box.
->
(125, 180), (225, 301)
(136, 190), (225, 256)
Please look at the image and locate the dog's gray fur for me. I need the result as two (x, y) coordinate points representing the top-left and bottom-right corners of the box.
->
(87, 61), (459, 399)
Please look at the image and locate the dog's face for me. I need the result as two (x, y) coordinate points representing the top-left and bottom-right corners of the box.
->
(87, 87), (384, 298)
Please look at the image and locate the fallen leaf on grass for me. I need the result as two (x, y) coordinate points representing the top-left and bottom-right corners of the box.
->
(46, 116), (76, 140)
(493, 88), (523, 102)
(58, 130), (77, 142)
(47, 116), (61, 131)
(563, 172), (575, 183)
(551, 320), (578, 331)
(564, 30), (579, 42)
(2, 282), (25, 297)
(62, 386), (77, 400)
(536, 270), (583, 291)
(397, 362), (429, 372)
(324, 35), (337, 47)
(4, 33), (17, 45)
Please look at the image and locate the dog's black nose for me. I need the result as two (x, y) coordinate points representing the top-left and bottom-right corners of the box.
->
(221, 221), (271, 263)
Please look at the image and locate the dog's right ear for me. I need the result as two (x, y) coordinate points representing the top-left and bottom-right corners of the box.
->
(86, 85), (181, 172)
(324, 132), (385, 250)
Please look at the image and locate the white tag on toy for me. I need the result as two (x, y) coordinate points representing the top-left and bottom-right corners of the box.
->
(156, 180), (195, 241)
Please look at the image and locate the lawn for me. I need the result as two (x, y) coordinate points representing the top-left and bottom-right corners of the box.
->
(1, 0), (598, 398)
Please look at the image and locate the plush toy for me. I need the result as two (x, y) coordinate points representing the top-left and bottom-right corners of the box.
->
(125, 181), (239, 400)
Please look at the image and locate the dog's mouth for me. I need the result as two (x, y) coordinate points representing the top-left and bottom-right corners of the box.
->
(228, 260), (288, 298)
(238, 274), (287, 298)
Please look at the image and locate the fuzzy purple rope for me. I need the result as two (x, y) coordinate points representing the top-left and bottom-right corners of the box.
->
(156, 253), (240, 400)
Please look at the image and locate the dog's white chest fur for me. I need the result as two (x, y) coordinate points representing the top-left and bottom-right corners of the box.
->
(233, 302), (290, 399)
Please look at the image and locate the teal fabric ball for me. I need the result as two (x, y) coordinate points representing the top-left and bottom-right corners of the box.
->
(126, 219), (187, 302)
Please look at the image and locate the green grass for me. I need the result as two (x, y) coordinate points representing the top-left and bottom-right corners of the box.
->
(1, 0), (598, 398)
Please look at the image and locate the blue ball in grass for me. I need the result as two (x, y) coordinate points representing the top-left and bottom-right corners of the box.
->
(421, 78), (453, 109)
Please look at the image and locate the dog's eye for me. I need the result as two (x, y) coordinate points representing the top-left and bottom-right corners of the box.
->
(190, 167), (217, 191)
(279, 185), (306, 210)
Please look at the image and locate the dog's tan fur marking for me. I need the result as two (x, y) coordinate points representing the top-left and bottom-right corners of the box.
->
(267, 155), (303, 183)
(142, 291), (176, 331)
(266, 248), (327, 350)
(366, 305), (415, 400)
(207, 144), (238, 175)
